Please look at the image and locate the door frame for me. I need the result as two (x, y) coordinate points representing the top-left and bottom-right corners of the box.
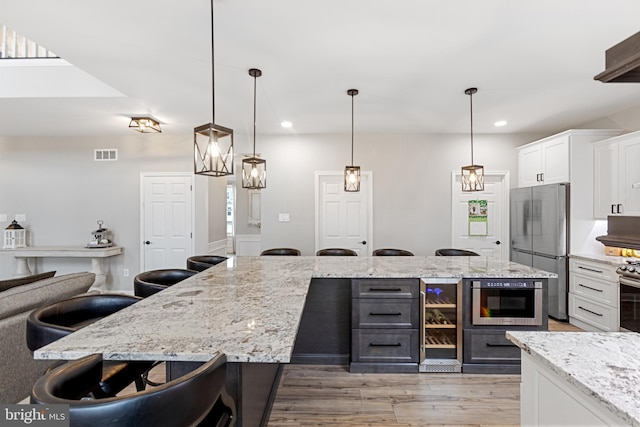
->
(314, 171), (374, 254)
(139, 172), (196, 270)
(450, 170), (510, 260)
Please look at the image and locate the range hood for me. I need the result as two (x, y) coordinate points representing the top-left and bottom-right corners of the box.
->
(594, 31), (640, 83)
(596, 216), (640, 250)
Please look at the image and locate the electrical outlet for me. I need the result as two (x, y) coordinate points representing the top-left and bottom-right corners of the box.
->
(0, 214), (7, 222)
(278, 213), (290, 222)
(123, 269), (129, 277)
(15, 214), (26, 222)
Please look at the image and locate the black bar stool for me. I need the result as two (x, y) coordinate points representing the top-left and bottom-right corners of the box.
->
(435, 248), (479, 256)
(316, 248), (358, 256)
(260, 248), (301, 256)
(133, 269), (197, 298)
(186, 255), (228, 272)
(26, 294), (154, 398)
(372, 248), (414, 256)
(31, 353), (236, 427)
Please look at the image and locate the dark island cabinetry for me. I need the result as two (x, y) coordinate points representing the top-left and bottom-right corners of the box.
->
(350, 278), (420, 373)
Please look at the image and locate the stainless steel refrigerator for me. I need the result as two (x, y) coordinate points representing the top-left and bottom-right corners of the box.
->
(510, 183), (569, 320)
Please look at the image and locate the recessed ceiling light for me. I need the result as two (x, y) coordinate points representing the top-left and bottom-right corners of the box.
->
(281, 121), (292, 128)
(494, 120), (507, 127)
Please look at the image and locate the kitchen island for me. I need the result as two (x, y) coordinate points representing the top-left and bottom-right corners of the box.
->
(35, 256), (555, 427)
(507, 331), (640, 427)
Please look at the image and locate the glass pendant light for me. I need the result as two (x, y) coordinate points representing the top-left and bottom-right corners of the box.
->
(461, 87), (485, 192)
(344, 89), (360, 192)
(242, 68), (266, 189)
(194, 0), (234, 177)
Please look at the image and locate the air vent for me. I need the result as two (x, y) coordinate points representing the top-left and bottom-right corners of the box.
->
(94, 149), (118, 161)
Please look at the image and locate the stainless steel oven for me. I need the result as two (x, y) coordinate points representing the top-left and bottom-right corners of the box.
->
(617, 261), (640, 332)
(471, 279), (543, 326)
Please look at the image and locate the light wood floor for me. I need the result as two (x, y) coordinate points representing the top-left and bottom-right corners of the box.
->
(267, 319), (583, 427)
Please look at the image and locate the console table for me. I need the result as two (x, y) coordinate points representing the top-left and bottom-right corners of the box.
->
(0, 246), (123, 288)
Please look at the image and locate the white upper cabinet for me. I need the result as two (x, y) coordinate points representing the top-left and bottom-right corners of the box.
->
(594, 131), (640, 218)
(516, 130), (621, 188)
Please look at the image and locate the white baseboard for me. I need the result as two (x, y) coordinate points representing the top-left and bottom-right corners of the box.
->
(235, 234), (261, 256)
(207, 239), (228, 256)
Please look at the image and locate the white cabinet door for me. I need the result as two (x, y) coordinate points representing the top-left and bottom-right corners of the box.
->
(619, 137), (640, 216)
(594, 141), (619, 219)
(541, 135), (570, 184)
(517, 144), (542, 187)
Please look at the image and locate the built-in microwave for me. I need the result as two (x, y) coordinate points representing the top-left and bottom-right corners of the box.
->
(471, 279), (543, 326)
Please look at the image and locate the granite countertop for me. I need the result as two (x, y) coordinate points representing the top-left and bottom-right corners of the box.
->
(506, 331), (640, 427)
(570, 253), (629, 266)
(35, 256), (556, 364)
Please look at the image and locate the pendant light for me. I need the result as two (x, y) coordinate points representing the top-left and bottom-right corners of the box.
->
(242, 68), (266, 189)
(461, 87), (485, 192)
(344, 89), (360, 192)
(194, 0), (234, 177)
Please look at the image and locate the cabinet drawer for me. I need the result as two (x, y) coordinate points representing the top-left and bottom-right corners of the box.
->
(569, 294), (617, 332)
(463, 330), (521, 364)
(351, 329), (419, 363)
(352, 299), (418, 328)
(569, 272), (617, 307)
(352, 279), (418, 299)
(569, 259), (618, 282)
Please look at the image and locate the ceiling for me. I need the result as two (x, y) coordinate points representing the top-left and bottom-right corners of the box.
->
(3, 0), (640, 137)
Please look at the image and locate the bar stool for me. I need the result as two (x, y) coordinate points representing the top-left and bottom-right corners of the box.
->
(133, 269), (197, 298)
(316, 248), (358, 256)
(26, 294), (154, 397)
(186, 255), (228, 272)
(372, 248), (414, 256)
(31, 353), (236, 427)
(260, 248), (302, 256)
(435, 248), (480, 256)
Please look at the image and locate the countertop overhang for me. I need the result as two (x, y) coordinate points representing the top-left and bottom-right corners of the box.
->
(34, 256), (556, 364)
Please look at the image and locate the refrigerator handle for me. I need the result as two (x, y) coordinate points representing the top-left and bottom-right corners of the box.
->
(420, 289), (425, 362)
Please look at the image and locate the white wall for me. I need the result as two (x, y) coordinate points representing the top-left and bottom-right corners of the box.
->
(0, 133), (227, 291)
(257, 132), (540, 255)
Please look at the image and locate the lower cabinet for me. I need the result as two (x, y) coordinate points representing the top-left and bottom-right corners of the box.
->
(568, 258), (619, 332)
(350, 278), (419, 373)
(520, 352), (626, 426)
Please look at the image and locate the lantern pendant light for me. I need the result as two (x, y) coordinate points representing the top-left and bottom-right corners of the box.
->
(344, 89), (360, 192)
(194, 0), (234, 177)
(242, 68), (267, 189)
(461, 87), (485, 192)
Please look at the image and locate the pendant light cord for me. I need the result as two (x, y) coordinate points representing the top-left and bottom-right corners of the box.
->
(469, 90), (474, 165)
(351, 92), (354, 165)
(210, 0), (215, 123)
(253, 72), (257, 156)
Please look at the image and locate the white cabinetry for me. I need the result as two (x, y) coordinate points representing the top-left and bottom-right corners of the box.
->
(520, 352), (626, 426)
(568, 258), (619, 332)
(594, 130), (640, 218)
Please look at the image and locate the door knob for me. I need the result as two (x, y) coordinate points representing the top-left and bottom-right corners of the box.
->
(359, 240), (367, 245)
(495, 240), (501, 245)
(144, 241), (151, 245)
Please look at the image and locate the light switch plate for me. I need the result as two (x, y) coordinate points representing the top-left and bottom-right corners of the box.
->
(278, 213), (290, 222)
(0, 214), (7, 222)
(15, 214), (26, 222)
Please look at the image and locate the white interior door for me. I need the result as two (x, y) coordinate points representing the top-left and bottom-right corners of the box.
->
(140, 173), (194, 271)
(315, 172), (373, 255)
(451, 172), (509, 260)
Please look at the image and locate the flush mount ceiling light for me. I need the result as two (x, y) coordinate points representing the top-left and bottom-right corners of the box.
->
(344, 89), (360, 192)
(129, 117), (161, 133)
(461, 87), (485, 192)
(242, 68), (266, 190)
(194, 0), (233, 177)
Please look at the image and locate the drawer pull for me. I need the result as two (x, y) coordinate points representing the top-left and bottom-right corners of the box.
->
(368, 288), (403, 292)
(578, 266), (603, 274)
(578, 283), (603, 292)
(486, 342), (516, 348)
(369, 312), (402, 316)
(578, 306), (603, 317)
(369, 343), (402, 347)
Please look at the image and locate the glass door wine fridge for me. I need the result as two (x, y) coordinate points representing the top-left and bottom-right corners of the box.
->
(420, 278), (462, 372)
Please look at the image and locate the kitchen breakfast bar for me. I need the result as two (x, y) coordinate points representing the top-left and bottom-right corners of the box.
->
(35, 256), (556, 427)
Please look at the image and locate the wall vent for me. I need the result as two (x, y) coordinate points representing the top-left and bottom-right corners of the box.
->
(94, 149), (118, 161)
